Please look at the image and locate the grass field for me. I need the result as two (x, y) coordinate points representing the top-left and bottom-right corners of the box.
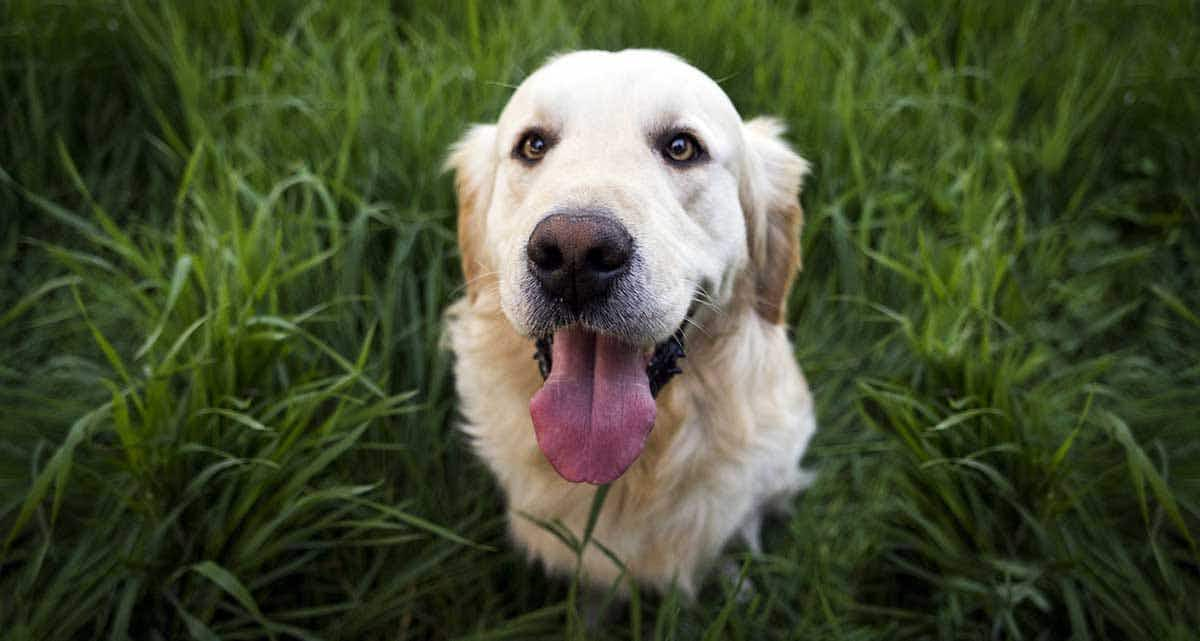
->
(2, 1), (1198, 639)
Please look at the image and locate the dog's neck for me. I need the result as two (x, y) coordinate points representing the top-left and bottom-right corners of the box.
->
(460, 289), (777, 398)
(453, 291), (784, 480)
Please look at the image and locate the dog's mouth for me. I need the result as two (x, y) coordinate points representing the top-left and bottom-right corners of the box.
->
(528, 315), (689, 485)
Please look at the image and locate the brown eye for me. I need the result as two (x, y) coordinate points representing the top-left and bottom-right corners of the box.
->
(519, 133), (548, 161)
(664, 134), (699, 162)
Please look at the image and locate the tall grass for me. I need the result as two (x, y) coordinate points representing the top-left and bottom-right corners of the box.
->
(1, 1), (1197, 639)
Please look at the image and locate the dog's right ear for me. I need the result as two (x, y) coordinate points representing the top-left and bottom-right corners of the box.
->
(444, 124), (499, 302)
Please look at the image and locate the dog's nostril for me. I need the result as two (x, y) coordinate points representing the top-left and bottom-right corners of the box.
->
(530, 242), (564, 271)
(585, 246), (626, 273)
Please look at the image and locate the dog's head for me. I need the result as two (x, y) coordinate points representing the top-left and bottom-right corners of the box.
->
(447, 50), (809, 484)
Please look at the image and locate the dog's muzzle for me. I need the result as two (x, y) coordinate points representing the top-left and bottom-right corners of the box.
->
(520, 210), (695, 485)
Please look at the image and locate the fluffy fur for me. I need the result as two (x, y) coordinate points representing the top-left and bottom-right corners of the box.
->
(444, 49), (816, 595)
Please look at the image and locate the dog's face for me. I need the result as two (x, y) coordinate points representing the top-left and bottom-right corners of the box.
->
(449, 50), (808, 484)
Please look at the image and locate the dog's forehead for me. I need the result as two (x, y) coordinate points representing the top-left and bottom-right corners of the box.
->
(498, 50), (742, 136)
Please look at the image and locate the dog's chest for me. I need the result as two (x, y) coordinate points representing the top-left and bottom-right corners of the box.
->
(445, 300), (814, 591)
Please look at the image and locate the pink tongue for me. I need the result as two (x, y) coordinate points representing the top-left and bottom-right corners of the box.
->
(529, 326), (656, 484)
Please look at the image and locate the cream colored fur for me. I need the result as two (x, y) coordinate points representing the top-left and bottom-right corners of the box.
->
(444, 49), (816, 596)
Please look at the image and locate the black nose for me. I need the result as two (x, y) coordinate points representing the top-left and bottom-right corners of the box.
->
(526, 212), (633, 313)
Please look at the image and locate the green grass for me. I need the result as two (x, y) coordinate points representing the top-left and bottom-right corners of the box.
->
(1, 0), (1198, 639)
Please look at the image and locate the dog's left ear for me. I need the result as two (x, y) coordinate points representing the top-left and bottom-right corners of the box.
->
(445, 124), (499, 302)
(739, 117), (810, 324)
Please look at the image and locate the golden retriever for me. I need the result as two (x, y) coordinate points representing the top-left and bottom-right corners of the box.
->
(444, 49), (816, 596)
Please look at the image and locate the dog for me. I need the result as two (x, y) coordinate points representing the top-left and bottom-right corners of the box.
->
(444, 49), (816, 596)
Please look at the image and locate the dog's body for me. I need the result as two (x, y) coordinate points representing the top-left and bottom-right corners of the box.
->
(445, 50), (816, 595)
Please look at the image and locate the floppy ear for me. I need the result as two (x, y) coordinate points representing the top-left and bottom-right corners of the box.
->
(444, 124), (499, 302)
(739, 117), (810, 324)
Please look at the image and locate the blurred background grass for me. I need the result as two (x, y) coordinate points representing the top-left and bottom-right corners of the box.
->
(1, 1), (1197, 639)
